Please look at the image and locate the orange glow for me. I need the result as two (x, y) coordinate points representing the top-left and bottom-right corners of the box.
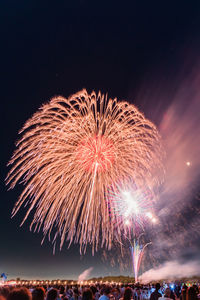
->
(6, 90), (164, 253)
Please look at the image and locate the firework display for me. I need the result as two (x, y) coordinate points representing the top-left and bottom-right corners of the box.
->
(130, 235), (151, 282)
(6, 89), (163, 253)
(108, 182), (158, 233)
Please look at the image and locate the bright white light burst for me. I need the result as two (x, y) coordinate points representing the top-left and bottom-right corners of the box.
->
(108, 183), (157, 231)
(122, 190), (140, 216)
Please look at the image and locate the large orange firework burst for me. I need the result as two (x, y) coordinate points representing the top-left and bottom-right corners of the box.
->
(6, 90), (164, 253)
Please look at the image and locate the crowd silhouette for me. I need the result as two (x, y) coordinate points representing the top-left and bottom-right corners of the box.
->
(0, 282), (199, 300)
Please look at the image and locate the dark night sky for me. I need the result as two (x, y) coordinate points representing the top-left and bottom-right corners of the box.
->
(1, 1), (200, 280)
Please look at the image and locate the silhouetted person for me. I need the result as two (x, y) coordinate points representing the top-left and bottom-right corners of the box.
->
(46, 288), (59, 300)
(99, 286), (111, 300)
(71, 287), (80, 300)
(0, 287), (10, 299)
(181, 284), (188, 300)
(150, 284), (162, 300)
(186, 287), (198, 300)
(82, 288), (93, 300)
(158, 288), (172, 300)
(32, 287), (45, 300)
(90, 286), (97, 299)
(123, 287), (133, 300)
(60, 286), (65, 296)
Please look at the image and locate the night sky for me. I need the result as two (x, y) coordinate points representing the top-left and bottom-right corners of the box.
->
(1, 1), (200, 280)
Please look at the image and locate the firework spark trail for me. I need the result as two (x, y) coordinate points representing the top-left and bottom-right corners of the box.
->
(130, 236), (151, 282)
(84, 161), (98, 241)
(113, 233), (152, 282)
(6, 89), (163, 253)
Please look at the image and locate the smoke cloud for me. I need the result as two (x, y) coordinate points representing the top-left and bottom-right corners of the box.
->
(153, 65), (200, 260)
(78, 267), (93, 281)
(140, 260), (200, 283)
(135, 58), (200, 277)
(159, 74), (200, 200)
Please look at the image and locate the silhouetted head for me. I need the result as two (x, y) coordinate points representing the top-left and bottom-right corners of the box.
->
(155, 283), (161, 291)
(0, 287), (10, 299)
(46, 288), (58, 300)
(82, 288), (93, 300)
(123, 287), (132, 300)
(90, 285), (97, 296)
(8, 288), (32, 300)
(32, 287), (46, 300)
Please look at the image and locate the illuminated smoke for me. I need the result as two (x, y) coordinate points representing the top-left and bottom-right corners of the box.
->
(78, 267), (93, 281)
(140, 260), (200, 283)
